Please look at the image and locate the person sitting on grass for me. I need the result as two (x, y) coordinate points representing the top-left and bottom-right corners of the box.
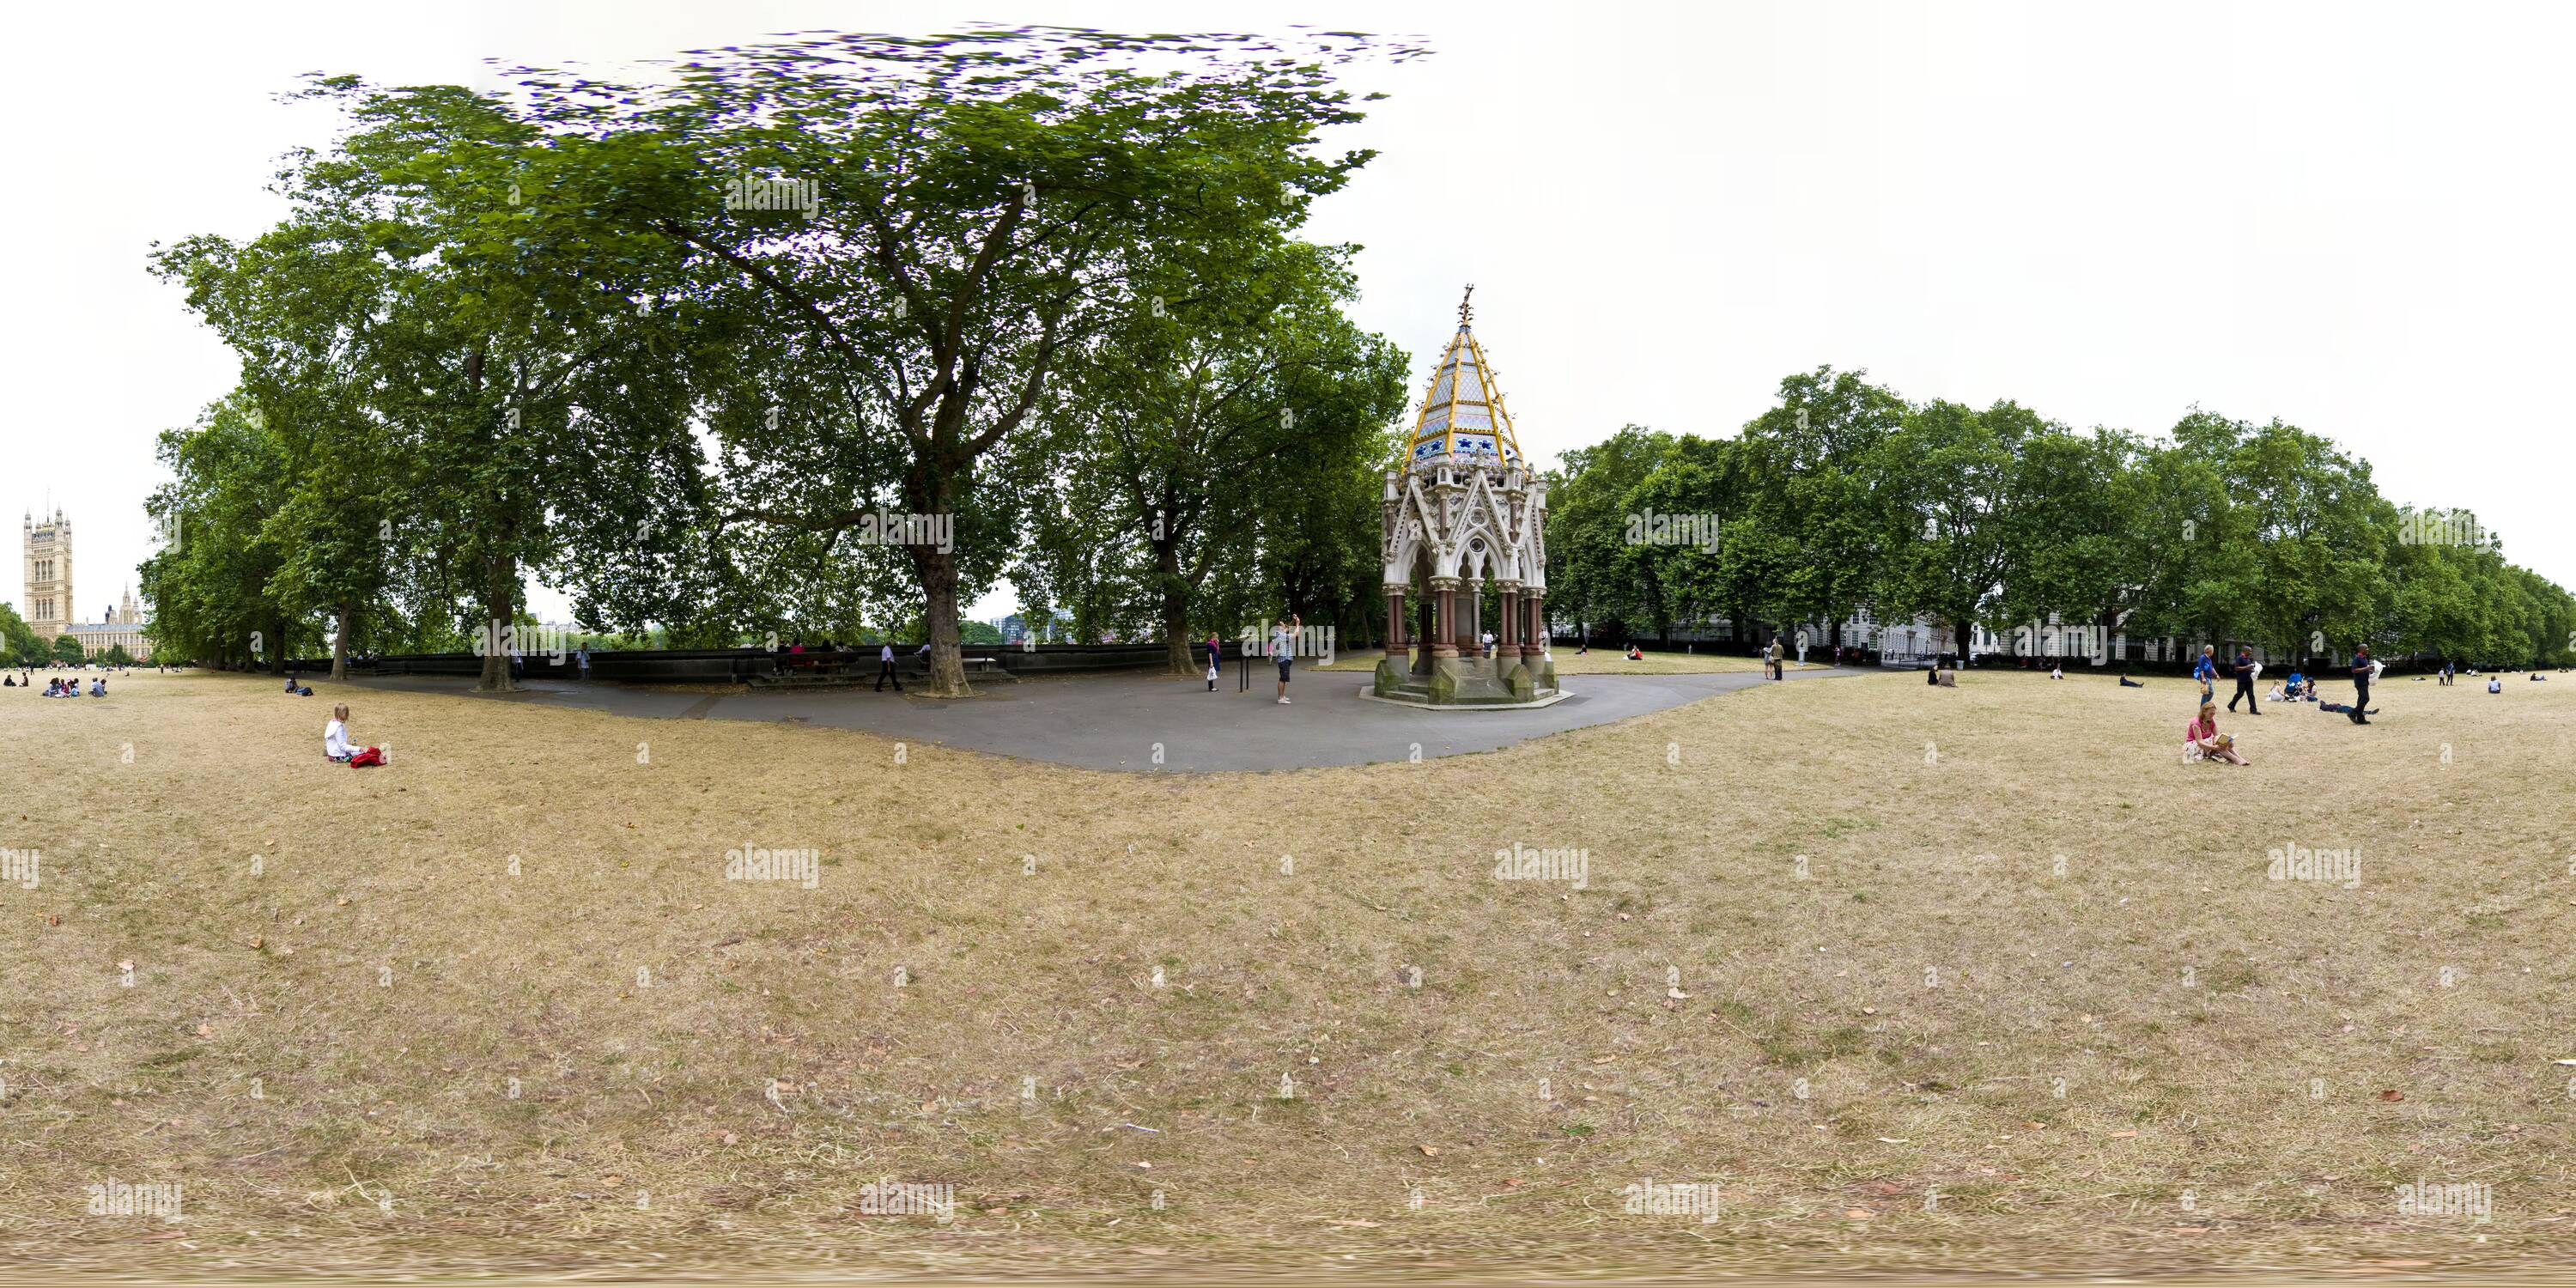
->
(1626, 643), (1643, 661)
(325, 703), (387, 767)
(90, 677), (106, 696)
(2489, 676), (2504, 693)
(2184, 702), (2250, 765)
(2117, 671), (2144, 687)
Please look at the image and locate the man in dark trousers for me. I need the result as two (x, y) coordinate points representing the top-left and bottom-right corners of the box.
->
(2347, 645), (2374, 724)
(2227, 646), (2261, 714)
(877, 641), (902, 693)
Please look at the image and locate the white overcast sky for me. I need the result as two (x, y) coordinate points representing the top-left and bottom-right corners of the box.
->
(8, 1), (2570, 628)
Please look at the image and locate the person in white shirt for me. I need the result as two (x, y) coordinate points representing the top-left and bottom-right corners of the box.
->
(877, 642), (902, 693)
(324, 703), (385, 764)
(1271, 613), (1300, 703)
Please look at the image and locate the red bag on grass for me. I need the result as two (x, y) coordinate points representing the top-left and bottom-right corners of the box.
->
(348, 747), (385, 769)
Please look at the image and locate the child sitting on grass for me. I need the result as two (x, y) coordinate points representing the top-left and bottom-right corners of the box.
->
(325, 703), (387, 767)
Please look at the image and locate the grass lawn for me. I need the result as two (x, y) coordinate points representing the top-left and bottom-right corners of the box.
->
(1316, 647), (1818, 675)
(3, 666), (2571, 1279)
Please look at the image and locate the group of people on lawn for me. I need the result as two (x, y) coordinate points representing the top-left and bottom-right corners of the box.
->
(14, 674), (106, 696)
(2183, 642), (2386, 766)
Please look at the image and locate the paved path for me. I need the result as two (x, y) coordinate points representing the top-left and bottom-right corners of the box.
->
(350, 665), (1860, 773)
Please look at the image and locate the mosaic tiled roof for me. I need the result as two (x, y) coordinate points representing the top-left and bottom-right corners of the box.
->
(1406, 286), (1522, 467)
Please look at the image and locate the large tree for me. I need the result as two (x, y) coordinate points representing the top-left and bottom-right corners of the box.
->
(1865, 399), (2027, 660)
(1041, 239), (1407, 671)
(283, 78), (711, 690)
(510, 27), (1406, 695)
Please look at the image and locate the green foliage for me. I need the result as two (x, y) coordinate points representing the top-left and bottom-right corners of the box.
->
(0, 603), (44, 666)
(52, 635), (86, 666)
(1545, 376), (2576, 667)
(146, 27), (1406, 689)
(1029, 239), (1409, 663)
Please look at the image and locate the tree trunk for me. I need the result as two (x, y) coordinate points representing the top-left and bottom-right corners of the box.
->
(1157, 539), (1195, 676)
(331, 598), (353, 682)
(477, 551), (519, 693)
(270, 615), (289, 674)
(914, 544), (969, 696)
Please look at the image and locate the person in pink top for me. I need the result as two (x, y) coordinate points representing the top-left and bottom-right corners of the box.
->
(2184, 700), (2249, 765)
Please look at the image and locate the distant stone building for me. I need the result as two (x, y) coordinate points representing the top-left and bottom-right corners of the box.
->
(21, 507), (71, 639)
(68, 587), (153, 661)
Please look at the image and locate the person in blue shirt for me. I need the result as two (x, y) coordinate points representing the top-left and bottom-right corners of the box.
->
(2192, 645), (2218, 702)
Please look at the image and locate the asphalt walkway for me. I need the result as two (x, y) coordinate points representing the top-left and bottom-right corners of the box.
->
(349, 665), (1860, 773)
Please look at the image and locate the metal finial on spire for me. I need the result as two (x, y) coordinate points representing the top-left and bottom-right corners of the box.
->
(1458, 283), (1475, 326)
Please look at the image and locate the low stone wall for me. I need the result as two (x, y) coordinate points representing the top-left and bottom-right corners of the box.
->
(284, 641), (1256, 684)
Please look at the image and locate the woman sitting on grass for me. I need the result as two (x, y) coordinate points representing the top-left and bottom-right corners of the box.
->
(2184, 701), (2250, 765)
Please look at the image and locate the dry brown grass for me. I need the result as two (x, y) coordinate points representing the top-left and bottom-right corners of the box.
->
(3, 666), (2572, 1281)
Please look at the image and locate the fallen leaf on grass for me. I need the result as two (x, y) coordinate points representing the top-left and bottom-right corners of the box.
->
(2379, 1089), (2404, 1102)
(1417, 1145), (1438, 1157)
(2109, 1130), (2139, 1139)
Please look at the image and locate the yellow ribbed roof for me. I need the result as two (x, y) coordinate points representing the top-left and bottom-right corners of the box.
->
(1406, 286), (1522, 467)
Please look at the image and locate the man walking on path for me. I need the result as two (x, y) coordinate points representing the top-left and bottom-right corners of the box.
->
(576, 644), (591, 683)
(1765, 636), (1783, 680)
(2347, 646), (2374, 724)
(877, 641), (902, 693)
(2227, 646), (2261, 714)
(1272, 613), (1301, 705)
